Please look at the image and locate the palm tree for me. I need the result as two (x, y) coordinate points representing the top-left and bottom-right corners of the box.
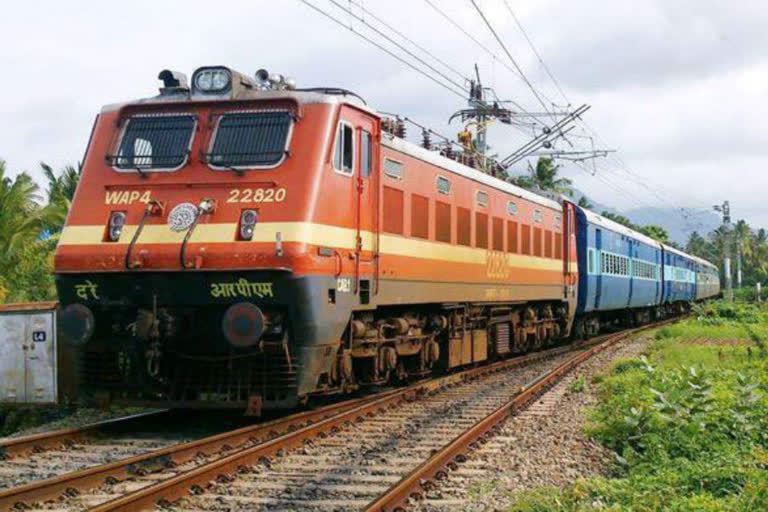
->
(0, 161), (45, 259)
(685, 231), (709, 258)
(733, 219), (752, 287)
(0, 160), (51, 302)
(577, 195), (593, 209)
(40, 162), (81, 233)
(516, 157), (574, 196)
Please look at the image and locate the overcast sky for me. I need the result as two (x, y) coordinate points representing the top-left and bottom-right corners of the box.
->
(1, 0), (766, 232)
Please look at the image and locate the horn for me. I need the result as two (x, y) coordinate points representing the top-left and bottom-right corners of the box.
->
(255, 68), (270, 84)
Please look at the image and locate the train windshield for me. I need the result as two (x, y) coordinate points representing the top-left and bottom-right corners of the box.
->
(208, 111), (292, 169)
(114, 115), (196, 171)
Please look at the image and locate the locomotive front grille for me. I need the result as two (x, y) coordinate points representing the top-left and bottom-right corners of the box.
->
(79, 349), (298, 405)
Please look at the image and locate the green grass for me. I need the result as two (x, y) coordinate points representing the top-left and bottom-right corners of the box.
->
(505, 300), (768, 511)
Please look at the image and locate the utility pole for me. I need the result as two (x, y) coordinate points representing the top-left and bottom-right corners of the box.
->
(714, 201), (733, 301)
(736, 231), (743, 289)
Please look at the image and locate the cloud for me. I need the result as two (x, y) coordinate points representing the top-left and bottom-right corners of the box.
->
(0, 0), (765, 232)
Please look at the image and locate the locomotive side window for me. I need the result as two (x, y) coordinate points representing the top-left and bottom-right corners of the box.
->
(114, 115), (195, 171)
(476, 190), (488, 208)
(436, 176), (451, 195)
(384, 158), (404, 179)
(333, 122), (355, 175)
(209, 111), (292, 169)
(360, 130), (372, 177)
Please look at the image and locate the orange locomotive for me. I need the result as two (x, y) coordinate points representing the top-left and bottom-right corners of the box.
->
(55, 66), (577, 411)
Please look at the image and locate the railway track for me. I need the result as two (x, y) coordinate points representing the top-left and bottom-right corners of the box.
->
(0, 409), (261, 494)
(0, 320), (670, 512)
(0, 410), (169, 462)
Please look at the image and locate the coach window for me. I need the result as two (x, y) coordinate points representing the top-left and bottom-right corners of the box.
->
(384, 158), (404, 179)
(476, 190), (489, 208)
(533, 209), (543, 223)
(333, 122), (354, 175)
(507, 201), (518, 216)
(360, 130), (372, 177)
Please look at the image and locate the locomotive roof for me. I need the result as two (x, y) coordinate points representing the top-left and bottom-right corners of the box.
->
(382, 134), (562, 211)
(578, 207), (663, 248)
(101, 88), (374, 114)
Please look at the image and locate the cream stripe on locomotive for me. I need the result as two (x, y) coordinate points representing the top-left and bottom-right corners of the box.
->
(59, 222), (564, 271)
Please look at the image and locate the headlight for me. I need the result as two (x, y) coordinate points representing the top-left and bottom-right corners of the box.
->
(239, 209), (258, 240)
(108, 211), (126, 241)
(193, 67), (232, 93)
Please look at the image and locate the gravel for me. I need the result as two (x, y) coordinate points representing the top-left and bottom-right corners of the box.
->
(416, 335), (653, 512)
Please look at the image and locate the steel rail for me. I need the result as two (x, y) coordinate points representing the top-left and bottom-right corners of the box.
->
(0, 409), (169, 461)
(0, 391), (399, 510)
(77, 346), (575, 512)
(0, 344), (570, 511)
(364, 319), (677, 511)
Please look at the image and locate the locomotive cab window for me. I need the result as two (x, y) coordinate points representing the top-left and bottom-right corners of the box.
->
(361, 130), (372, 177)
(333, 122), (355, 175)
(113, 114), (196, 171)
(209, 111), (293, 169)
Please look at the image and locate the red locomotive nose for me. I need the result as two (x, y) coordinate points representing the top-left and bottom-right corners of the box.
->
(222, 302), (265, 348)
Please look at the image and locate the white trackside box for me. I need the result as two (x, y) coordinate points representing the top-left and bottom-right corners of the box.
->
(0, 302), (58, 404)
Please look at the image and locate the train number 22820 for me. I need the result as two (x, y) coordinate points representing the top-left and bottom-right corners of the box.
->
(227, 188), (287, 203)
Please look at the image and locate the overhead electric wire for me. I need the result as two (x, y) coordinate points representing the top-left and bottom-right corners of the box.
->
(326, 0), (470, 94)
(469, 0), (556, 120)
(301, 0), (707, 236)
(501, 0), (570, 106)
(345, 0), (468, 84)
(297, 0), (468, 99)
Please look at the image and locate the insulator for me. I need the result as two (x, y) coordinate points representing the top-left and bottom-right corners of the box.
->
(395, 118), (406, 138)
(422, 129), (432, 150)
(382, 118), (395, 135)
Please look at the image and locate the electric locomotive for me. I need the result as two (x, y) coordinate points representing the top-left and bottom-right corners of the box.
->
(55, 66), (579, 412)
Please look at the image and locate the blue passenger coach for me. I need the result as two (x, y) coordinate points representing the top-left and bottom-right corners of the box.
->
(692, 256), (721, 300)
(574, 207), (662, 335)
(661, 244), (697, 307)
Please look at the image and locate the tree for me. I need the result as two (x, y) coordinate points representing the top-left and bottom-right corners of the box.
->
(516, 157), (574, 196)
(577, 195), (593, 209)
(601, 211), (634, 229)
(685, 231), (708, 258)
(638, 225), (669, 243)
(40, 162), (81, 234)
(0, 160), (56, 302)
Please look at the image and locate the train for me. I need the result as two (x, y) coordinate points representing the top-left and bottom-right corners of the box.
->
(54, 65), (720, 413)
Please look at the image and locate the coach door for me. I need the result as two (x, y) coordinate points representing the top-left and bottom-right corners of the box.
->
(354, 115), (379, 304)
